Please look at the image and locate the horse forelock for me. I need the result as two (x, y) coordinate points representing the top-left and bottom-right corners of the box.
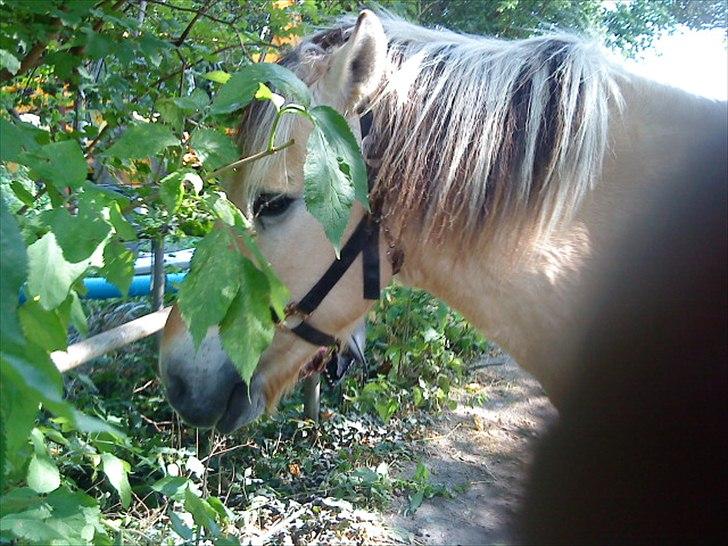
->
(233, 14), (622, 246)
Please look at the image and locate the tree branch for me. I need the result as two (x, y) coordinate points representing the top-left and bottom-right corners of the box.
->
(0, 19), (62, 83)
(145, 0), (232, 26)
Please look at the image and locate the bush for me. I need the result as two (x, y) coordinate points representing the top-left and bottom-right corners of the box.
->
(342, 285), (488, 421)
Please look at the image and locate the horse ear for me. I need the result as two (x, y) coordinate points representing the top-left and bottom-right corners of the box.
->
(322, 10), (387, 112)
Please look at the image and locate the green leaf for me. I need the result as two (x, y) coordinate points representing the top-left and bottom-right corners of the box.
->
(239, 229), (289, 320)
(183, 488), (220, 536)
(0, 48), (20, 74)
(18, 301), (67, 352)
(104, 123), (178, 160)
(85, 28), (114, 59)
(68, 292), (88, 336)
(310, 105), (369, 208)
(303, 105), (368, 249)
(215, 535), (242, 546)
(0, 343), (65, 413)
(177, 229), (243, 348)
(27, 453), (60, 493)
(304, 124), (353, 250)
(191, 129), (239, 171)
(168, 511), (194, 540)
(26, 232), (103, 310)
(0, 118), (41, 162)
(0, 201), (27, 349)
(100, 241), (134, 295)
(409, 490), (424, 512)
(152, 476), (189, 500)
(0, 382), (38, 475)
(22, 140), (87, 190)
(101, 453), (132, 508)
(219, 257), (275, 385)
(9, 180), (35, 206)
(159, 171), (184, 213)
(210, 63), (310, 114)
(206, 496), (231, 522)
(1, 484), (108, 544)
(0, 488), (42, 518)
(109, 203), (137, 241)
(70, 410), (123, 438)
(206, 192), (249, 228)
(203, 70), (231, 84)
(45, 487), (106, 544)
(48, 196), (112, 262)
(157, 98), (184, 129)
(137, 32), (170, 66)
(174, 89), (209, 113)
(0, 510), (62, 544)
(47, 51), (82, 80)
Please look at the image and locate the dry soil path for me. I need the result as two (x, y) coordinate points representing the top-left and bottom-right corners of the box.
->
(384, 354), (558, 545)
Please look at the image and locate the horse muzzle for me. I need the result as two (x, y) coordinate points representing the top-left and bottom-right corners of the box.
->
(161, 353), (266, 432)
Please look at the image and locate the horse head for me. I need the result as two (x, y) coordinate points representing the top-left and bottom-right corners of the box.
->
(159, 11), (392, 432)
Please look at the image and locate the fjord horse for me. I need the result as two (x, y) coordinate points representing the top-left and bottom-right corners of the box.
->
(159, 11), (727, 432)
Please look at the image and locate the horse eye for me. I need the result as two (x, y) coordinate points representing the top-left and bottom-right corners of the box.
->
(253, 193), (294, 218)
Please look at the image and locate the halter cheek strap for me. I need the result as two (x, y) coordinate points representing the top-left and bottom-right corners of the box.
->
(275, 111), (384, 349)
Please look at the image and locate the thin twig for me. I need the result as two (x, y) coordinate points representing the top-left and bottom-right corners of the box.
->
(145, 0), (231, 26)
(144, 0), (283, 49)
(173, 0), (212, 47)
(133, 378), (156, 394)
(211, 139), (295, 176)
(139, 413), (172, 432)
(86, 123), (110, 155)
(148, 43), (237, 90)
(257, 507), (307, 543)
(16, 186), (47, 216)
(200, 442), (254, 464)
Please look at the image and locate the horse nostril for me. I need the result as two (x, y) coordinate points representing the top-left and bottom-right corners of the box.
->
(165, 371), (187, 406)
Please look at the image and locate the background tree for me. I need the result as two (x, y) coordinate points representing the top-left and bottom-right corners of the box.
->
(392, 0), (727, 55)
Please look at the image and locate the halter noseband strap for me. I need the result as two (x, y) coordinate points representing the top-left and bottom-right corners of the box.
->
(277, 111), (382, 349)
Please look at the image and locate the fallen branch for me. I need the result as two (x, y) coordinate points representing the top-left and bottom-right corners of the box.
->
(51, 307), (171, 372)
(468, 357), (508, 371)
(257, 507), (307, 543)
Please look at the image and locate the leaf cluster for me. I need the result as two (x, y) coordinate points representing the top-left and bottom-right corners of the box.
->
(1, 1), (366, 542)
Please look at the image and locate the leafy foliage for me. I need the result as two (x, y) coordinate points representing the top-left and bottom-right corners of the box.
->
(1, 0), (721, 542)
(342, 285), (489, 422)
(0, 0), (369, 542)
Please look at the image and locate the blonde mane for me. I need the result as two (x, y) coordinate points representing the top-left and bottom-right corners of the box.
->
(235, 15), (622, 245)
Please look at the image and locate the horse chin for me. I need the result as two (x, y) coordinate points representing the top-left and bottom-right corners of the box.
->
(215, 375), (266, 433)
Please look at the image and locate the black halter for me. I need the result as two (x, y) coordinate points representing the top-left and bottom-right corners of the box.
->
(276, 111), (382, 349)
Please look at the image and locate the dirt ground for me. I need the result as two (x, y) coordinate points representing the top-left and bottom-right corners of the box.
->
(383, 354), (558, 545)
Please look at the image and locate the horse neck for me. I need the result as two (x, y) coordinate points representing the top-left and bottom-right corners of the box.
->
(397, 226), (589, 402)
(394, 75), (726, 402)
